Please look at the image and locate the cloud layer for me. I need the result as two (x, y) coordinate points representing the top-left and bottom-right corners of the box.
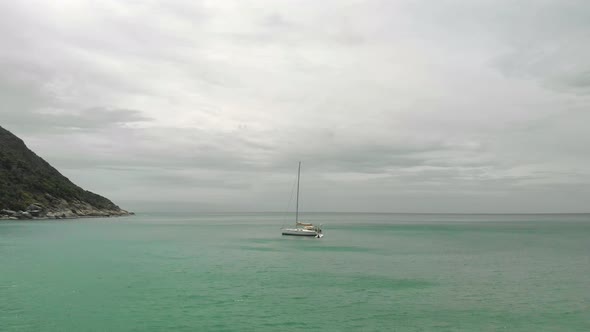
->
(1, 0), (589, 212)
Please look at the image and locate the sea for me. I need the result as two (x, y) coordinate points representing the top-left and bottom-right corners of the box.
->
(1, 212), (589, 331)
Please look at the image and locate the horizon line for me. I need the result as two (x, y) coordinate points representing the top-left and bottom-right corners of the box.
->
(130, 210), (590, 215)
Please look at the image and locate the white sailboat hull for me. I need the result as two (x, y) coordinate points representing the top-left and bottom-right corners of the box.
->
(281, 228), (319, 236)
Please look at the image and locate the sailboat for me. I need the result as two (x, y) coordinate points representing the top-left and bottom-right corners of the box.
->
(281, 162), (324, 238)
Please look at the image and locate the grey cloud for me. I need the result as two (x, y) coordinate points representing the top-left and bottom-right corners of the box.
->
(139, 172), (250, 189)
(27, 123), (486, 178)
(0, 59), (151, 133)
(3, 106), (151, 133)
(401, 0), (590, 93)
(41, 108), (151, 129)
(495, 47), (590, 93)
(2, 0), (590, 212)
(566, 71), (590, 88)
(261, 13), (292, 28)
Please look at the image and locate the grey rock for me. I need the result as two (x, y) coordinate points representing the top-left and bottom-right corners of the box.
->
(27, 204), (45, 217)
(27, 203), (44, 210)
(30, 210), (44, 217)
(1, 209), (17, 216)
(17, 211), (33, 219)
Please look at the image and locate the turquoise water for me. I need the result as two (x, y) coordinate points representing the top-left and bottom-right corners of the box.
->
(1, 213), (589, 331)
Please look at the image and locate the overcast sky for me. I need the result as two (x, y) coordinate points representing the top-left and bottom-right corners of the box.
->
(1, 0), (589, 213)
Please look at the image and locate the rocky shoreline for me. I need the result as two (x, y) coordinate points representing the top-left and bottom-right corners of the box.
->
(1, 125), (133, 220)
(1, 200), (134, 220)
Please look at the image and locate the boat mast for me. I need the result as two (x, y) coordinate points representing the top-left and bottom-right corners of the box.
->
(296, 161), (301, 222)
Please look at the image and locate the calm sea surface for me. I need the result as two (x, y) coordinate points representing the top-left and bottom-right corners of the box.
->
(1, 213), (589, 331)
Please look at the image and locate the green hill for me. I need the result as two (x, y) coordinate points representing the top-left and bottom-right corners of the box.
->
(0, 125), (130, 218)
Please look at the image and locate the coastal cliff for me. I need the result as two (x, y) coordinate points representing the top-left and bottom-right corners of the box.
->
(0, 125), (132, 219)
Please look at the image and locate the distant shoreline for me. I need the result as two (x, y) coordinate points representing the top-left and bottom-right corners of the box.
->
(110, 211), (590, 215)
(0, 211), (135, 221)
(0, 213), (135, 221)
